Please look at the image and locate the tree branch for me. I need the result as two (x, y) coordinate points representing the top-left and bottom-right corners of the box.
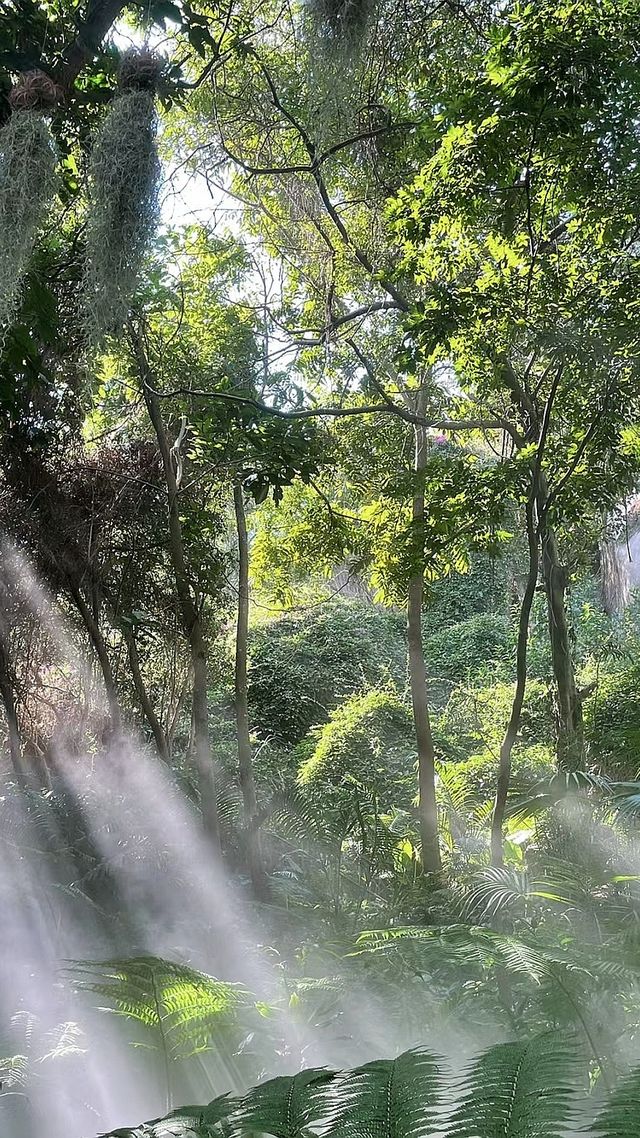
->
(146, 380), (508, 434)
(55, 0), (127, 91)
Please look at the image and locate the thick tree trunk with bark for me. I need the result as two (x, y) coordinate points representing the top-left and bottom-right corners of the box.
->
(540, 524), (584, 772)
(407, 425), (442, 877)
(233, 483), (268, 899)
(491, 494), (539, 866)
(135, 335), (221, 851)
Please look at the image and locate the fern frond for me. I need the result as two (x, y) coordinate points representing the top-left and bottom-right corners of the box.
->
(593, 1066), (640, 1138)
(147, 1091), (236, 1137)
(449, 1033), (579, 1138)
(235, 1068), (335, 1138)
(355, 925), (549, 983)
(97, 1092), (235, 1137)
(39, 1019), (86, 1062)
(326, 1049), (442, 1138)
(70, 956), (245, 1057)
(0, 1052), (28, 1092)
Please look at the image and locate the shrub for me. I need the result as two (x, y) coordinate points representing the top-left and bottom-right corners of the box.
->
(248, 600), (406, 744)
(423, 554), (510, 631)
(433, 677), (555, 807)
(423, 613), (514, 692)
(298, 687), (415, 810)
(450, 744), (555, 801)
(585, 662), (640, 777)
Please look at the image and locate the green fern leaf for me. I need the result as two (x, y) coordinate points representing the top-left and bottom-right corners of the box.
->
(449, 1033), (579, 1138)
(592, 1066), (640, 1138)
(326, 1049), (442, 1138)
(70, 956), (245, 1058)
(235, 1068), (334, 1138)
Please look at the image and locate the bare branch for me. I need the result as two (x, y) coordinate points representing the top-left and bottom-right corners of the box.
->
(146, 380), (509, 434)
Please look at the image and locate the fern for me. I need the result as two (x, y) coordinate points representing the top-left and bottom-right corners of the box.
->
(326, 1050), (441, 1138)
(593, 1066), (640, 1138)
(0, 1052), (28, 1094)
(236, 1069), (334, 1138)
(70, 956), (245, 1058)
(448, 1033), (580, 1138)
(95, 1036), (589, 1138)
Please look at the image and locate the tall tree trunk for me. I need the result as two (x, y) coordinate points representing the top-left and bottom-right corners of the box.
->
(540, 523), (584, 772)
(408, 424), (442, 877)
(233, 483), (268, 899)
(124, 625), (171, 763)
(0, 639), (26, 780)
(68, 581), (121, 735)
(134, 333), (221, 851)
(491, 493), (539, 866)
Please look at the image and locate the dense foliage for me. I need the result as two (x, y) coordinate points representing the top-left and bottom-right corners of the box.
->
(3, 0), (640, 1134)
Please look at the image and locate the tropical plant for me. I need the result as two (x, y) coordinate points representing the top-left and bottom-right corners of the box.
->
(94, 1034), (640, 1138)
(70, 957), (245, 1063)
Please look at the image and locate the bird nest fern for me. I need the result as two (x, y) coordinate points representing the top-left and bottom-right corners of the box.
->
(84, 50), (162, 344)
(0, 102), (57, 330)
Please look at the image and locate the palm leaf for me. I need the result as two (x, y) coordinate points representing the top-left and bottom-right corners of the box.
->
(449, 1033), (580, 1138)
(326, 1049), (442, 1138)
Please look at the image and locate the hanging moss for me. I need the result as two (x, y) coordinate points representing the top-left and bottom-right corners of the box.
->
(84, 50), (162, 344)
(0, 78), (58, 330)
(306, 0), (374, 44)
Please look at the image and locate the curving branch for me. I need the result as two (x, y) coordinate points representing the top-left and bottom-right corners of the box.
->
(147, 380), (510, 434)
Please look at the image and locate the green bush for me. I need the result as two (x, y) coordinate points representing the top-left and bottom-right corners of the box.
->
(449, 744), (554, 801)
(423, 554), (510, 631)
(248, 600), (406, 744)
(298, 687), (415, 809)
(585, 662), (640, 777)
(423, 613), (514, 689)
(436, 678), (553, 758)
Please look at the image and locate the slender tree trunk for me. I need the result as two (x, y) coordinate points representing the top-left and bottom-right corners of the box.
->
(68, 582), (121, 734)
(540, 523), (584, 772)
(0, 639), (26, 780)
(491, 493), (539, 866)
(233, 483), (268, 899)
(408, 424), (442, 877)
(124, 625), (171, 763)
(134, 332), (221, 851)
(100, 581), (171, 763)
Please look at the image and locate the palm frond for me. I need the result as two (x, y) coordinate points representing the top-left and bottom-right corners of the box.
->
(449, 1033), (580, 1138)
(326, 1049), (442, 1138)
(609, 782), (640, 818)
